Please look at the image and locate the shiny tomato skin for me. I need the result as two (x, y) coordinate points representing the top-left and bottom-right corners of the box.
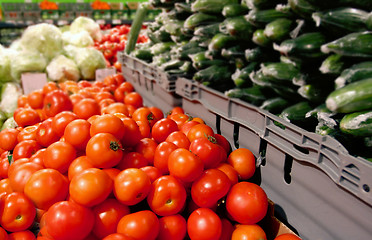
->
(187, 208), (222, 240)
(43, 90), (73, 118)
(116, 210), (159, 240)
(43, 141), (77, 174)
(187, 124), (215, 142)
(8, 162), (43, 193)
(17, 125), (38, 142)
(90, 114), (125, 140)
(73, 98), (101, 120)
(51, 111), (78, 137)
(147, 175), (187, 216)
(274, 233), (302, 240)
(168, 148), (204, 183)
(151, 118), (179, 143)
(227, 148), (256, 180)
(0, 192), (36, 232)
(216, 163), (239, 186)
(67, 155), (94, 181)
(120, 117), (142, 148)
(191, 169), (231, 208)
(8, 230), (36, 240)
(102, 233), (135, 240)
(0, 178), (13, 195)
(123, 92), (143, 109)
(134, 138), (158, 165)
(69, 168), (113, 207)
(63, 119), (91, 150)
(24, 168), (69, 210)
(153, 141), (178, 175)
(45, 201), (94, 240)
(140, 166), (162, 183)
(12, 140), (41, 161)
(189, 137), (227, 169)
(0, 227), (7, 240)
(157, 214), (187, 240)
(226, 182), (268, 225)
(92, 198), (130, 239)
(14, 108), (41, 128)
(116, 152), (147, 170)
(231, 224), (267, 240)
(35, 118), (59, 147)
(27, 89), (44, 110)
(165, 131), (190, 149)
(0, 128), (19, 151)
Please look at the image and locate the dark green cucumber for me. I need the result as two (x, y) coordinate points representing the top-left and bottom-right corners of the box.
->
(340, 110), (372, 137)
(150, 42), (176, 56)
(312, 8), (369, 35)
(161, 59), (186, 71)
(297, 84), (331, 104)
(252, 29), (272, 47)
(259, 97), (291, 114)
(335, 61), (372, 89)
(194, 23), (221, 38)
(306, 0), (372, 11)
(245, 47), (277, 62)
(244, 0), (287, 10)
(174, 2), (193, 14)
(221, 46), (246, 60)
(125, 3), (149, 54)
(288, 0), (320, 20)
(163, 19), (185, 36)
(279, 101), (317, 130)
(193, 64), (233, 84)
(189, 51), (227, 70)
(263, 18), (294, 42)
(326, 78), (372, 113)
(231, 62), (259, 88)
(152, 54), (172, 67)
(273, 32), (327, 58)
(321, 31), (372, 58)
(224, 85), (269, 106)
(261, 62), (306, 85)
(222, 4), (249, 17)
(191, 0), (239, 14)
(130, 48), (154, 62)
(319, 54), (346, 75)
(208, 33), (237, 52)
(184, 12), (222, 30)
(219, 16), (255, 41)
(147, 27), (172, 43)
(245, 8), (293, 28)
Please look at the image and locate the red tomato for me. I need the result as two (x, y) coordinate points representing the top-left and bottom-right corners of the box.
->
(168, 148), (204, 183)
(73, 98), (101, 120)
(0, 192), (36, 232)
(67, 156), (94, 181)
(187, 208), (222, 240)
(134, 138), (158, 165)
(274, 233), (302, 240)
(64, 119), (91, 150)
(147, 175), (187, 216)
(151, 118), (179, 143)
(29, 148), (46, 167)
(0, 227), (7, 240)
(132, 107), (156, 127)
(114, 82), (134, 102)
(43, 90), (73, 117)
(12, 140), (41, 160)
(227, 148), (256, 180)
(148, 106), (164, 123)
(117, 210), (159, 240)
(231, 224), (267, 240)
(43, 141), (76, 174)
(27, 89), (44, 109)
(7, 158), (29, 178)
(180, 121), (200, 136)
(8, 162), (43, 193)
(153, 141), (178, 175)
(92, 198), (130, 239)
(157, 214), (187, 240)
(214, 134), (231, 155)
(120, 117), (142, 148)
(8, 230), (36, 240)
(17, 125), (38, 142)
(0, 128), (19, 151)
(51, 111), (78, 137)
(140, 166), (162, 183)
(216, 163), (239, 186)
(90, 114), (125, 140)
(17, 95), (29, 108)
(165, 131), (191, 149)
(14, 108), (41, 128)
(136, 120), (151, 138)
(102, 102), (129, 116)
(189, 137), (227, 169)
(0, 178), (13, 195)
(102, 233), (134, 240)
(124, 92), (143, 109)
(168, 113), (190, 129)
(24, 168), (68, 210)
(167, 107), (184, 116)
(69, 168), (113, 207)
(0, 157), (11, 179)
(219, 218), (234, 240)
(45, 201), (94, 240)
(114, 168), (151, 206)
(187, 123), (215, 142)
(191, 169), (231, 208)
(86, 133), (123, 168)
(35, 118), (59, 147)
(116, 152), (147, 170)
(226, 182), (268, 225)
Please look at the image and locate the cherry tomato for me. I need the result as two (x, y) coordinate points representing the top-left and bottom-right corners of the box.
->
(45, 201), (94, 240)
(227, 148), (256, 180)
(0, 128), (19, 151)
(24, 168), (69, 210)
(191, 169), (231, 208)
(43, 141), (77, 174)
(0, 192), (36, 232)
(151, 118), (179, 143)
(43, 89), (73, 118)
(187, 208), (222, 240)
(92, 198), (130, 239)
(86, 133), (123, 168)
(168, 148), (204, 183)
(157, 214), (187, 240)
(117, 210), (159, 240)
(153, 141), (178, 175)
(69, 168), (113, 207)
(114, 168), (151, 206)
(51, 111), (78, 137)
(64, 119), (91, 150)
(226, 182), (268, 225)
(189, 137), (227, 169)
(231, 224), (267, 240)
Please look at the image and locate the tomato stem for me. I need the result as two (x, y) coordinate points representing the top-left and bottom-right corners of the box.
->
(109, 141), (121, 152)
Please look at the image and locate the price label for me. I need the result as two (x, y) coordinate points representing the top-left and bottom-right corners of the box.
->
(113, 19), (121, 25)
(95, 68), (116, 82)
(21, 73), (48, 95)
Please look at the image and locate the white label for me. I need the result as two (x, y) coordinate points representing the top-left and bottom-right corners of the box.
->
(24, 0), (32, 2)
(113, 19), (121, 25)
(95, 68), (116, 82)
(76, 0), (84, 3)
(96, 19), (105, 25)
(21, 73), (48, 95)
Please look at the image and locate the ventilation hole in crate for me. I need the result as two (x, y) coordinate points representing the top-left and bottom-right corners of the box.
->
(363, 184), (370, 192)
(284, 155), (293, 184)
(293, 144), (309, 155)
(258, 139), (267, 166)
(216, 115), (221, 135)
(233, 123), (240, 149)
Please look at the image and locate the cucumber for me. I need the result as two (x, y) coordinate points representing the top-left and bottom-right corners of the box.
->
(231, 62), (259, 88)
(191, 0), (239, 14)
(243, 0), (287, 10)
(252, 29), (272, 47)
(221, 46), (246, 60)
(130, 48), (154, 62)
(259, 97), (291, 114)
(319, 54), (346, 75)
(335, 61), (372, 89)
(208, 33), (237, 52)
(260, 62), (306, 85)
(222, 4), (249, 17)
(279, 101), (317, 130)
(193, 64), (234, 86)
(225, 85), (269, 106)
(194, 23), (221, 38)
(190, 51), (227, 70)
(274, 32), (327, 58)
(340, 110), (372, 137)
(326, 78), (372, 113)
(219, 16), (255, 41)
(245, 8), (293, 27)
(163, 19), (185, 36)
(263, 18), (294, 42)
(312, 8), (369, 35)
(184, 12), (222, 30)
(245, 47), (276, 62)
(321, 31), (372, 58)
(288, 0), (320, 20)
(161, 59), (186, 71)
(297, 84), (331, 104)
(125, 3), (149, 54)
(150, 42), (176, 56)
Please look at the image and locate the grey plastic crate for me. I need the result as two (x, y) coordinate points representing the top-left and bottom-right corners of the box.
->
(22, 3), (40, 22)
(2, 3), (23, 21)
(176, 77), (372, 240)
(74, 3), (92, 18)
(58, 3), (75, 21)
(119, 52), (182, 113)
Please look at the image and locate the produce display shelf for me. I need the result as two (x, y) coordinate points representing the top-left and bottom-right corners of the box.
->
(119, 52), (372, 240)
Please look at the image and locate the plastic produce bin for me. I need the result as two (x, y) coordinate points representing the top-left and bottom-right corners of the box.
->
(74, 3), (92, 18)
(119, 52), (182, 113)
(22, 3), (40, 22)
(175, 77), (372, 240)
(2, 3), (23, 21)
(58, 3), (74, 21)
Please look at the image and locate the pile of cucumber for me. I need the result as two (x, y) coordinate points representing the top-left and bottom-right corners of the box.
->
(131, 0), (372, 160)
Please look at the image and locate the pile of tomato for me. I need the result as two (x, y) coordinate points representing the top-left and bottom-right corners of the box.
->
(0, 73), (301, 240)
(94, 25), (149, 71)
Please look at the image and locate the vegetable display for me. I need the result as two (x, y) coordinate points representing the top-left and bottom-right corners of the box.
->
(131, 0), (372, 160)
